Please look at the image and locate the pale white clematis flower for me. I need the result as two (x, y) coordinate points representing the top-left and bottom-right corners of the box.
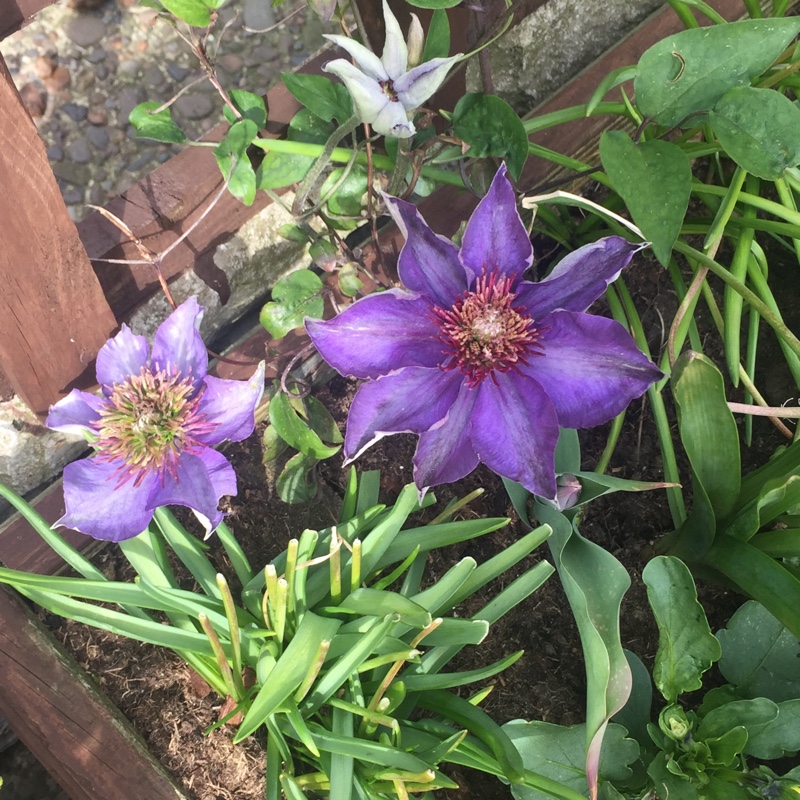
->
(323, 0), (462, 139)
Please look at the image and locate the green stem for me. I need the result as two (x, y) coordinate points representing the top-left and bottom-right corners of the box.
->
(672, 240), (800, 364)
(253, 137), (465, 188)
(522, 102), (629, 134)
(666, 0), (700, 28)
(388, 138), (411, 196)
(692, 182), (800, 227)
(594, 410), (626, 475)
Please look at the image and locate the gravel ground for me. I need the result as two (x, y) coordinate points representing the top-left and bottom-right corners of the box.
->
(0, 2), (336, 795)
(1, 0), (338, 221)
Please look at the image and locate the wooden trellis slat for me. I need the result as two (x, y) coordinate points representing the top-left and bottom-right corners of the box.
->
(0, 52), (118, 415)
(0, 0), (57, 40)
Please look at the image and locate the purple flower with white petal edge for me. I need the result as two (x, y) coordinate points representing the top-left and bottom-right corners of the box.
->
(47, 298), (265, 542)
(323, 0), (461, 138)
(306, 165), (662, 501)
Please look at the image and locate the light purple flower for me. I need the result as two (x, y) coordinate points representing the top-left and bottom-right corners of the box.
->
(306, 166), (661, 501)
(47, 298), (265, 542)
(323, 0), (461, 138)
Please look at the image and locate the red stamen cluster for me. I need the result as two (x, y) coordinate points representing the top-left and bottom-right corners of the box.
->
(94, 367), (216, 486)
(433, 272), (544, 386)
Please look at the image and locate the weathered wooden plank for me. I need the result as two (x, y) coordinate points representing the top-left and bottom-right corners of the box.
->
(0, 587), (189, 800)
(0, 54), (117, 415)
(0, 0), (57, 40)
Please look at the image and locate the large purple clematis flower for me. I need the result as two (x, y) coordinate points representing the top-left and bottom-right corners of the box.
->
(306, 166), (662, 501)
(47, 298), (265, 542)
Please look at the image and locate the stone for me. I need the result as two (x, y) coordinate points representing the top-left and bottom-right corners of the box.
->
(68, 137), (92, 163)
(167, 64), (191, 82)
(117, 58), (141, 78)
(243, 0), (275, 31)
(87, 125), (109, 149)
(62, 187), (83, 204)
(51, 160), (91, 186)
(87, 106), (108, 125)
(117, 86), (146, 123)
(34, 55), (56, 79)
(144, 66), (165, 88)
(60, 102), (88, 122)
(217, 54), (243, 74)
(127, 150), (155, 171)
(64, 14), (107, 48)
(47, 145), (64, 162)
(96, 64), (109, 80)
(88, 47), (106, 63)
(44, 66), (71, 92)
(174, 92), (215, 120)
(19, 83), (47, 118)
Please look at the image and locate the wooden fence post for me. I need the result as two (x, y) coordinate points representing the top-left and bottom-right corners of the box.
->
(0, 52), (117, 415)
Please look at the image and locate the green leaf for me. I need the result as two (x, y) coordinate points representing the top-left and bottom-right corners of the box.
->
(611, 650), (653, 749)
(288, 108), (334, 144)
(422, 9), (451, 61)
(599, 131), (691, 265)
(405, 0), (460, 7)
(157, 0), (211, 27)
(402, 651), (523, 692)
(646, 753), (696, 800)
(223, 90), (267, 128)
(276, 452), (318, 504)
(504, 722), (639, 800)
(535, 502), (631, 799)
(672, 351), (740, 519)
(696, 697), (778, 742)
(334, 588), (431, 628)
(269, 391), (340, 460)
(452, 93), (528, 180)
(337, 263), (363, 297)
(214, 119), (258, 205)
(128, 101), (187, 144)
(642, 556), (721, 702)
(259, 269), (324, 339)
(304, 395), (342, 445)
(262, 423), (289, 463)
(717, 600), (800, 702)
(256, 149), (314, 191)
(281, 72), (353, 123)
(744, 699), (800, 759)
(235, 611), (341, 742)
(726, 474), (800, 541)
(634, 18), (800, 126)
(709, 86), (800, 179)
(320, 165), (368, 217)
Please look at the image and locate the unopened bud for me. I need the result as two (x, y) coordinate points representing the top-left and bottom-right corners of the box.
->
(406, 14), (424, 68)
(556, 473), (582, 511)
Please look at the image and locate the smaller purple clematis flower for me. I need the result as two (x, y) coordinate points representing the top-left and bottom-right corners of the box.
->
(47, 298), (265, 543)
(323, 0), (462, 138)
(306, 165), (662, 501)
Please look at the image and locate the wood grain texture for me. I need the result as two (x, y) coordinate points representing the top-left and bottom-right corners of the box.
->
(0, 587), (189, 800)
(0, 54), (117, 414)
(0, 0), (56, 40)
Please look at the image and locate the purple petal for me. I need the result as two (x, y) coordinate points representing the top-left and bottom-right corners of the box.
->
(56, 458), (157, 542)
(323, 35), (388, 82)
(46, 389), (106, 436)
(150, 298), (208, 390)
(460, 164), (533, 286)
(383, 195), (468, 306)
(380, 0), (408, 80)
(96, 324), (149, 393)
(413, 383), (479, 489)
(344, 367), (462, 460)
(197, 363), (265, 446)
(518, 237), (642, 317)
(529, 310), (662, 428)
(394, 55), (462, 110)
(471, 372), (559, 500)
(305, 290), (443, 379)
(149, 448), (236, 538)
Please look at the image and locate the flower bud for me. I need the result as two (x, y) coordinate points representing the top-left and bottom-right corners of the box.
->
(406, 14), (424, 68)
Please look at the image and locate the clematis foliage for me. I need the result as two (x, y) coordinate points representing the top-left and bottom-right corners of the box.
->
(306, 165), (662, 501)
(47, 298), (265, 542)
